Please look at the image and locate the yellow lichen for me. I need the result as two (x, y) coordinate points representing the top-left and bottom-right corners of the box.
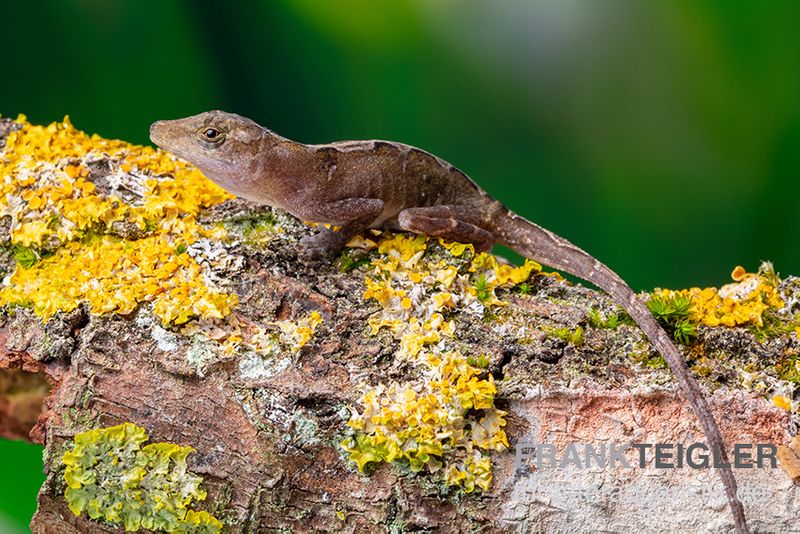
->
(183, 309), (323, 359)
(343, 232), (533, 492)
(0, 115), (237, 324)
(277, 310), (323, 352)
(652, 264), (783, 328)
(772, 394), (792, 411)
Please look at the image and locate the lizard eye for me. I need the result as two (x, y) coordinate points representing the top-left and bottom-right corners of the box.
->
(197, 127), (226, 147)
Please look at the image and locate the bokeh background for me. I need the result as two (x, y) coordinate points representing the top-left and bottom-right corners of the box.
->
(1, 1), (799, 529)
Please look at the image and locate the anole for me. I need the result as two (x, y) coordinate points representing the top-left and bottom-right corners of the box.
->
(150, 110), (748, 533)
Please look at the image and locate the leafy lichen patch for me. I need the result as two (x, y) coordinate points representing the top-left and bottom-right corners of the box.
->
(62, 422), (222, 532)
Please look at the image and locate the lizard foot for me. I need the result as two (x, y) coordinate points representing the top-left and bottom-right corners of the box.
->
(299, 231), (345, 263)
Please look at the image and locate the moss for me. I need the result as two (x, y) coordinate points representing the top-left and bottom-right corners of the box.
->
(647, 292), (692, 322)
(472, 273), (491, 303)
(646, 293), (696, 345)
(336, 248), (370, 273)
(548, 326), (584, 346)
(752, 310), (800, 342)
(62, 422), (222, 533)
(466, 354), (490, 369)
(12, 245), (38, 268)
(672, 320), (698, 345)
(652, 263), (784, 330)
(588, 307), (632, 329)
(629, 349), (668, 370)
(776, 354), (800, 383)
(142, 219), (158, 233)
(514, 282), (532, 295)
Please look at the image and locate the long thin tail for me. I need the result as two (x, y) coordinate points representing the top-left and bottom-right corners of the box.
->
(493, 210), (748, 533)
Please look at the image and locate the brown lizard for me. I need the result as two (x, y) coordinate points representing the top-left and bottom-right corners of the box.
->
(150, 110), (748, 533)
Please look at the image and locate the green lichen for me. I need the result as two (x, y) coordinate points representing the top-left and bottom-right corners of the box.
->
(62, 422), (222, 533)
(223, 211), (277, 245)
(630, 349), (668, 370)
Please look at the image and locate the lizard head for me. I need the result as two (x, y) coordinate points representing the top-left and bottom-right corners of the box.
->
(149, 110), (267, 199)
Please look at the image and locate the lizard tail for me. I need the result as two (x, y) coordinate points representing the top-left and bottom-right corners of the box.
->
(492, 210), (748, 534)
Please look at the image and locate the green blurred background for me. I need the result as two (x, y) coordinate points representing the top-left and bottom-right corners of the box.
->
(1, 0), (798, 529)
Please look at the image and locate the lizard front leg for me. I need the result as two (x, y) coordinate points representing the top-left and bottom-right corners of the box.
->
(396, 205), (495, 252)
(298, 197), (384, 261)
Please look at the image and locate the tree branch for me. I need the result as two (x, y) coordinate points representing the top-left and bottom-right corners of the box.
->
(0, 117), (798, 533)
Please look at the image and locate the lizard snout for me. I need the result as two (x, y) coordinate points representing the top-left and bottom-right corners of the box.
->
(149, 121), (164, 143)
(149, 120), (175, 150)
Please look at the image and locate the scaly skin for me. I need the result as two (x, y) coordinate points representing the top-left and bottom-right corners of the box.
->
(150, 110), (748, 533)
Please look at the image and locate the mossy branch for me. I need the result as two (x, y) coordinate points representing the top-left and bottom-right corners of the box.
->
(1, 117), (799, 532)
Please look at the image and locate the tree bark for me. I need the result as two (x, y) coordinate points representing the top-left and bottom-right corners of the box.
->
(0, 119), (798, 533)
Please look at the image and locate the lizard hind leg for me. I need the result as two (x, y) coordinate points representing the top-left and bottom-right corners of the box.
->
(396, 206), (495, 252)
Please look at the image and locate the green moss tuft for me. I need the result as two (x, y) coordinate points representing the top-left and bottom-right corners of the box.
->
(588, 307), (633, 329)
(646, 293), (697, 345)
(13, 245), (38, 268)
(336, 248), (370, 273)
(752, 310), (800, 342)
(466, 354), (491, 368)
(549, 326), (584, 346)
(514, 282), (532, 295)
(472, 274), (491, 302)
(62, 422), (222, 533)
(672, 320), (698, 345)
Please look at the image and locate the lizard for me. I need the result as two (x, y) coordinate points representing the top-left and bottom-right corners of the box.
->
(149, 110), (748, 533)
